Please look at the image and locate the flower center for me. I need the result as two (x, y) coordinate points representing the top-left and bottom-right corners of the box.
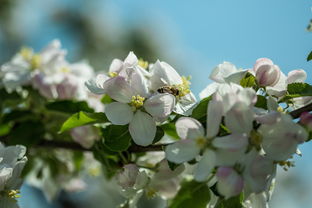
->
(7, 190), (20, 198)
(196, 137), (207, 148)
(131, 95), (145, 108)
(60, 67), (70, 73)
(108, 71), (118, 78)
(250, 130), (262, 147)
(138, 58), (149, 69)
(173, 76), (191, 97)
(19, 47), (41, 70)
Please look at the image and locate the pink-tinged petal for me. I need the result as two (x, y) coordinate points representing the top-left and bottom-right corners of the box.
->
(194, 149), (216, 181)
(102, 76), (134, 103)
(225, 103), (253, 134)
(175, 117), (205, 140)
(124, 51), (138, 67)
(209, 62), (237, 83)
(243, 151), (274, 193)
(216, 167), (244, 199)
(165, 139), (200, 163)
(255, 64), (281, 87)
(70, 126), (99, 148)
(206, 94), (223, 138)
(259, 114), (308, 161)
(266, 72), (287, 97)
(150, 60), (182, 90)
(253, 58), (273, 72)
(287, 69), (307, 84)
(85, 74), (108, 95)
(128, 67), (150, 97)
(300, 112), (312, 130)
(109, 59), (123, 73)
(213, 133), (248, 151)
(199, 82), (220, 99)
(129, 111), (156, 146)
(144, 93), (175, 121)
(116, 164), (139, 189)
(105, 102), (133, 125)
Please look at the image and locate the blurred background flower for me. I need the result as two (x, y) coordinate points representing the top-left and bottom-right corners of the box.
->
(0, 0), (311, 207)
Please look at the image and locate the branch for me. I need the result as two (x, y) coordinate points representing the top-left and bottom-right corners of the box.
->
(290, 102), (312, 119)
(36, 140), (168, 152)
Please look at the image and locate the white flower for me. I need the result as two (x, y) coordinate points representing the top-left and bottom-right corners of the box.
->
(85, 51), (148, 95)
(70, 126), (99, 148)
(216, 166), (244, 199)
(1, 40), (66, 92)
(258, 113), (308, 161)
(149, 60), (196, 115)
(199, 62), (246, 99)
(0, 143), (27, 199)
(253, 58), (281, 87)
(103, 71), (175, 146)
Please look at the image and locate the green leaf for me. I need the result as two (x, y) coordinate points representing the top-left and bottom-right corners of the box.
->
(255, 95), (267, 110)
(153, 127), (165, 143)
(46, 100), (94, 114)
(2, 110), (35, 123)
(101, 125), (131, 152)
(161, 123), (179, 140)
(215, 194), (244, 208)
(287, 83), (312, 98)
(0, 123), (11, 136)
(240, 72), (256, 88)
(7, 121), (45, 147)
(101, 94), (113, 104)
(169, 180), (210, 208)
(60, 111), (108, 133)
(307, 51), (312, 62)
(191, 97), (211, 122)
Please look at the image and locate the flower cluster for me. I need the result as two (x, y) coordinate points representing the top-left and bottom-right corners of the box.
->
(1, 40), (312, 208)
(0, 143), (27, 207)
(86, 52), (196, 146)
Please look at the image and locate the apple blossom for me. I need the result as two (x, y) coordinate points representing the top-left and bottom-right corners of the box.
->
(253, 58), (281, 87)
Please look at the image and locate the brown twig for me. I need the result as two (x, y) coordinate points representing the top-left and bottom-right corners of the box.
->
(290, 102), (312, 119)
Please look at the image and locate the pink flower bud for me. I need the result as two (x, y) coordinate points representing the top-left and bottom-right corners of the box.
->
(300, 112), (312, 130)
(255, 64), (281, 87)
(216, 167), (244, 199)
(116, 164), (139, 189)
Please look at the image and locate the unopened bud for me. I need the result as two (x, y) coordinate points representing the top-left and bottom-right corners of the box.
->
(255, 64), (281, 87)
(300, 112), (312, 130)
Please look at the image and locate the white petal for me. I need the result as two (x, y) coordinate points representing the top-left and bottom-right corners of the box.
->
(199, 82), (220, 99)
(209, 62), (237, 83)
(150, 60), (182, 90)
(144, 93), (175, 121)
(266, 72), (287, 97)
(194, 149), (216, 181)
(129, 111), (156, 146)
(109, 59), (123, 73)
(223, 71), (247, 84)
(216, 167), (244, 199)
(253, 58), (273, 72)
(105, 102), (133, 125)
(124, 51), (138, 67)
(206, 94), (223, 138)
(225, 102), (253, 134)
(175, 117), (205, 140)
(174, 92), (197, 115)
(128, 67), (150, 97)
(287, 69), (307, 84)
(213, 133), (248, 151)
(103, 76), (134, 103)
(165, 139), (200, 163)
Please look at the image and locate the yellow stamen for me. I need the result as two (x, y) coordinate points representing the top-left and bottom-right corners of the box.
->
(60, 67), (70, 73)
(30, 54), (41, 70)
(7, 190), (20, 198)
(19, 47), (33, 60)
(131, 95), (145, 108)
(88, 167), (101, 176)
(138, 58), (149, 69)
(108, 71), (118, 78)
(146, 188), (157, 198)
(173, 76), (191, 97)
(196, 137), (207, 148)
(277, 106), (284, 113)
(276, 160), (295, 171)
(250, 130), (262, 146)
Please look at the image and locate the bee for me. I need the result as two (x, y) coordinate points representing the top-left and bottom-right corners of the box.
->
(157, 86), (180, 96)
